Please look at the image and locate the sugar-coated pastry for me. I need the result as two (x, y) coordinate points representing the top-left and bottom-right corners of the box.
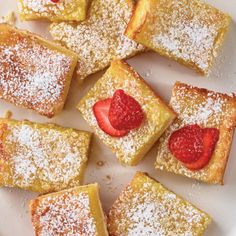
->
(156, 82), (236, 184)
(0, 24), (77, 118)
(125, 0), (231, 75)
(17, 0), (88, 22)
(50, 0), (145, 81)
(77, 60), (176, 166)
(0, 118), (92, 193)
(108, 172), (211, 236)
(30, 184), (108, 236)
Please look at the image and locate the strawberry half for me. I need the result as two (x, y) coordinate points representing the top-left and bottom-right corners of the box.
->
(185, 128), (219, 170)
(168, 124), (219, 170)
(93, 98), (129, 137)
(168, 125), (204, 164)
(108, 90), (144, 130)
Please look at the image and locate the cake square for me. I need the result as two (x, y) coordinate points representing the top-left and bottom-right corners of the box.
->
(50, 0), (145, 81)
(108, 172), (211, 235)
(0, 118), (92, 193)
(0, 24), (77, 118)
(17, 0), (88, 22)
(125, 0), (231, 75)
(30, 184), (108, 236)
(77, 60), (176, 166)
(156, 82), (236, 184)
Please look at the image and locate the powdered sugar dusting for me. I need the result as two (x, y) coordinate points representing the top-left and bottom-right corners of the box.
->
(171, 86), (227, 127)
(78, 61), (175, 165)
(136, 0), (230, 74)
(34, 191), (97, 236)
(156, 82), (236, 183)
(0, 27), (74, 117)
(21, 0), (68, 13)
(108, 173), (211, 235)
(18, 0), (86, 21)
(50, 0), (145, 80)
(153, 23), (216, 72)
(1, 121), (90, 192)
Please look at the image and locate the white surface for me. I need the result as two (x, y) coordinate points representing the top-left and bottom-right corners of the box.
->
(0, 1), (236, 236)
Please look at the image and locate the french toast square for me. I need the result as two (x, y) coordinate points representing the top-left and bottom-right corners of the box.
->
(77, 60), (176, 166)
(125, 0), (231, 75)
(30, 184), (108, 236)
(0, 24), (77, 118)
(17, 0), (88, 22)
(108, 172), (211, 236)
(0, 118), (92, 193)
(155, 82), (236, 184)
(50, 0), (145, 81)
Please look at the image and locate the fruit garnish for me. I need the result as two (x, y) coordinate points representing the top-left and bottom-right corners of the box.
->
(93, 98), (129, 137)
(51, 0), (59, 3)
(168, 124), (219, 170)
(168, 125), (203, 164)
(108, 89), (144, 130)
(185, 128), (220, 170)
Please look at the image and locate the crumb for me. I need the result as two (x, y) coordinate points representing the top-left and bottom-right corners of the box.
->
(103, 175), (112, 185)
(96, 160), (105, 167)
(108, 185), (118, 191)
(144, 69), (152, 78)
(0, 11), (16, 25)
(3, 110), (13, 119)
(187, 192), (193, 199)
(191, 181), (201, 190)
(21, 199), (27, 208)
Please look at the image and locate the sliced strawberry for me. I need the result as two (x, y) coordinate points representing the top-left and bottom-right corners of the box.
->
(168, 124), (204, 164)
(93, 98), (129, 137)
(108, 89), (144, 130)
(51, 0), (59, 3)
(185, 128), (219, 170)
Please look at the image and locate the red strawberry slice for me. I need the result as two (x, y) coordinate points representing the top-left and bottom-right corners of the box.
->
(168, 125), (204, 164)
(93, 98), (129, 137)
(51, 0), (59, 3)
(168, 124), (219, 170)
(185, 128), (219, 170)
(108, 90), (144, 130)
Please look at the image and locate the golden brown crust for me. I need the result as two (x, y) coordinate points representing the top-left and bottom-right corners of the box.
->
(0, 24), (77, 118)
(125, 0), (150, 39)
(125, 0), (231, 75)
(17, 0), (88, 22)
(77, 60), (176, 166)
(50, 0), (145, 81)
(0, 118), (92, 193)
(30, 185), (108, 236)
(108, 172), (211, 235)
(156, 82), (236, 184)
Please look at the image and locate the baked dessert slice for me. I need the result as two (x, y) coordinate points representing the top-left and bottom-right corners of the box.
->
(50, 0), (145, 81)
(108, 172), (211, 235)
(156, 82), (236, 184)
(17, 0), (88, 22)
(30, 184), (108, 236)
(125, 0), (231, 75)
(0, 24), (77, 118)
(0, 118), (92, 193)
(77, 60), (176, 166)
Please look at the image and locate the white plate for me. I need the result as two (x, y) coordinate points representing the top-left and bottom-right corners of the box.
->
(0, 1), (236, 235)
